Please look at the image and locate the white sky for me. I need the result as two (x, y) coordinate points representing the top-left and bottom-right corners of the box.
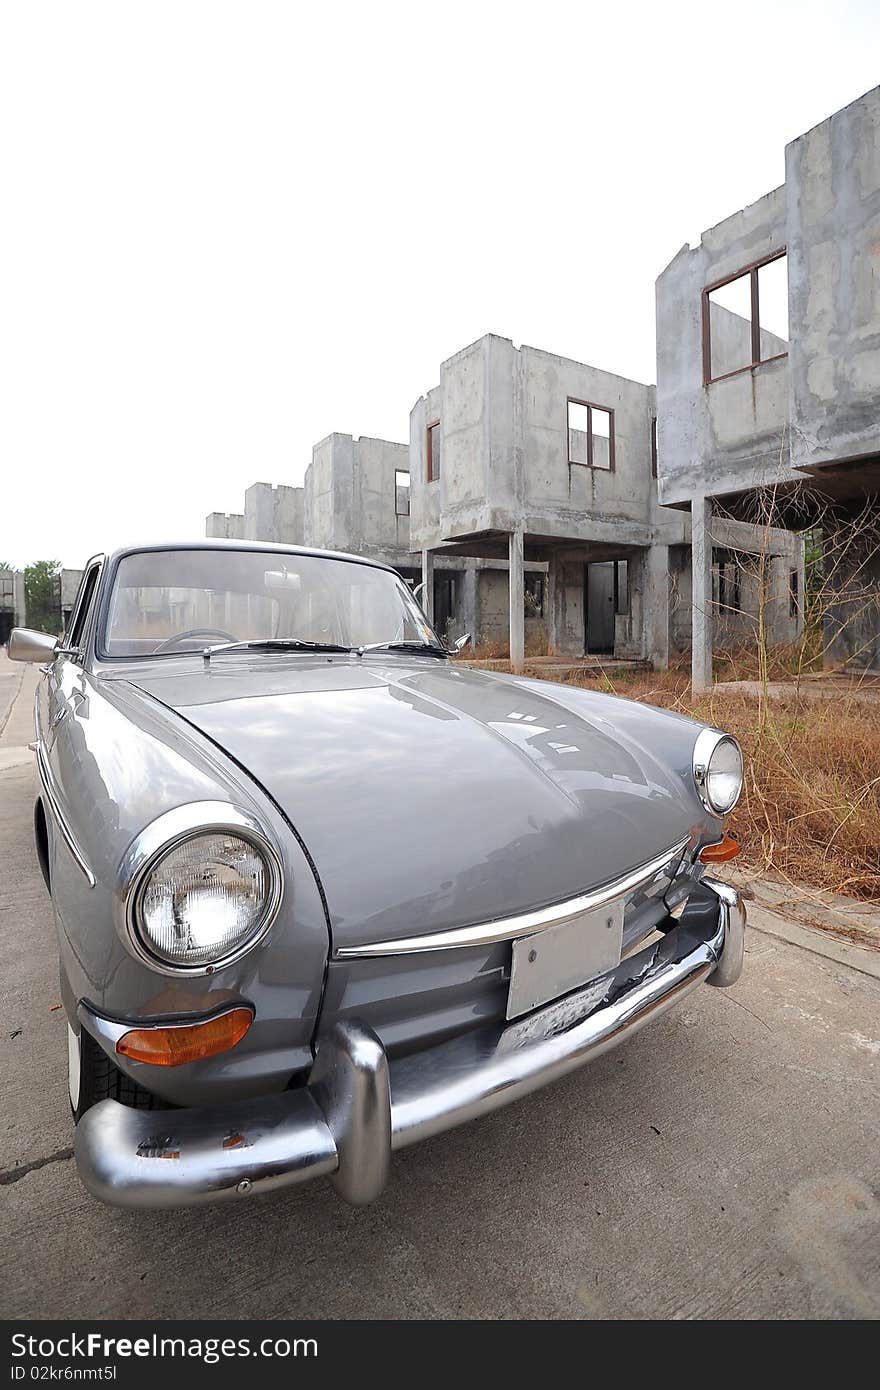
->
(2, 0), (879, 569)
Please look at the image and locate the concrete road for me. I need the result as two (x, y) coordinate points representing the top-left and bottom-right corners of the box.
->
(1, 657), (879, 1320)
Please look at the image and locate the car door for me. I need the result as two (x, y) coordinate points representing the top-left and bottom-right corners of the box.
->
(39, 559), (103, 880)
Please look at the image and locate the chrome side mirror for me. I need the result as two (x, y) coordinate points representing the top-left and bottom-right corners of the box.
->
(451, 632), (472, 653)
(7, 628), (59, 664)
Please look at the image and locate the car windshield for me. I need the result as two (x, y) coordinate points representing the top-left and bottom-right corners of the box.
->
(102, 548), (442, 658)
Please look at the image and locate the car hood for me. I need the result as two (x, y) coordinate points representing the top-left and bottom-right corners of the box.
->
(122, 657), (711, 950)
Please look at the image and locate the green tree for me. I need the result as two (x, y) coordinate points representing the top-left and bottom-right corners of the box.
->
(24, 560), (62, 634)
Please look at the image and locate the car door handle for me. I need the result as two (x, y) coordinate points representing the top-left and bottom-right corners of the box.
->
(50, 690), (85, 728)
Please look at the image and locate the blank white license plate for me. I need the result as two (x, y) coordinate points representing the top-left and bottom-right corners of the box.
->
(506, 901), (624, 1020)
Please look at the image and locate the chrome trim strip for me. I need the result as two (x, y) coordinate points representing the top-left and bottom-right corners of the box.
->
(115, 801), (284, 977)
(73, 879), (744, 1209)
(334, 837), (689, 958)
(35, 742), (96, 888)
(77, 1000), (256, 1053)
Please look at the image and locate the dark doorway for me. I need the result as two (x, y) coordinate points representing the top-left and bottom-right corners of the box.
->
(0, 611), (13, 646)
(585, 564), (614, 653)
(433, 574), (458, 639)
(585, 560), (628, 655)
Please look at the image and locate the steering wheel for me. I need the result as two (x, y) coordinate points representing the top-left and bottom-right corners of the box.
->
(153, 628), (238, 654)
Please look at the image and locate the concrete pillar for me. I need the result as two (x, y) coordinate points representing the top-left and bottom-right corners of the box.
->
(546, 553), (558, 654)
(460, 562), (479, 640)
(421, 549), (435, 625)
(509, 529), (525, 675)
(645, 544), (670, 670)
(691, 497), (713, 691)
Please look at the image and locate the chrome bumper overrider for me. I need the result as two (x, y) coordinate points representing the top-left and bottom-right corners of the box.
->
(74, 878), (745, 1209)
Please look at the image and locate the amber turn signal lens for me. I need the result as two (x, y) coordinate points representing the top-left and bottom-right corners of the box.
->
(699, 835), (741, 864)
(116, 1007), (253, 1067)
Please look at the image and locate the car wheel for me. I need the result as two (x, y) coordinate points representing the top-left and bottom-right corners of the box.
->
(69, 1024), (163, 1121)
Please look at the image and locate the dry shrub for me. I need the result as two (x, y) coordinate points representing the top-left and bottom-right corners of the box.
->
(559, 659), (880, 901)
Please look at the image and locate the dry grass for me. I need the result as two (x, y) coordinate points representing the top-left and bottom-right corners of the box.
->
(557, 655), (880, 901)
(469, 634), (550, 661)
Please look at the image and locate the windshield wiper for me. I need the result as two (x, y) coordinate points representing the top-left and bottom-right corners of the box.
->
(202, 637), (449, 664)
(202, 638), (355, 663)
(356, 641), (448, 658)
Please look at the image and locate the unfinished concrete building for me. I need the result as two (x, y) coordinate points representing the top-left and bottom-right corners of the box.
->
(207, 482), (304, 547)
(657, 84), (880, 684)
(303, 435), (413, 573)
(205, 511), (245, 540)
(409, 334), (800, 672)
(244, 482), (304, 546)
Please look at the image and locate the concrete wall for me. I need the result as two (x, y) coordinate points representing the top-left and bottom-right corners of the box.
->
(786, 86), (880, 472)
(670, 546), (803, 652)
(205, 512), (245, 539)
(303, 434), (412, 566)
(243, 483), (304, 545)
(655, 186), (794, 507)
(474, 566), (548, 649)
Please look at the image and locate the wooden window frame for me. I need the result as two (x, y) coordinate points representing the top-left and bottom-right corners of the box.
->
(426, 420), (441, 483)
(566, 398), (616, 472)
(702, 249), (788, 386)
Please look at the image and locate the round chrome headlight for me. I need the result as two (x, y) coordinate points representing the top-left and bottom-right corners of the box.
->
(693, 729), (743, 816)
(120, 804), (283, 974)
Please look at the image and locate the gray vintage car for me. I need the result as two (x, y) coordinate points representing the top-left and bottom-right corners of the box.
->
(10, 540), (746, 1209)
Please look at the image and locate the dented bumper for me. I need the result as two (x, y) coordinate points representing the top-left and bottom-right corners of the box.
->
(74, 877), (745, 1209)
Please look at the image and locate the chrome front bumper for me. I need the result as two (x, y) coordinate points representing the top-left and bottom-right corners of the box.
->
(74, 877), (745, 1209)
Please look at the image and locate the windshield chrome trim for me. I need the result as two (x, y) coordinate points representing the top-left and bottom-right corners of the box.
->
(335, 838), (690, 958)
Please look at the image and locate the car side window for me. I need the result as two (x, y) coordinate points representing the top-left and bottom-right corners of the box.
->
(65, 563), (101, 657)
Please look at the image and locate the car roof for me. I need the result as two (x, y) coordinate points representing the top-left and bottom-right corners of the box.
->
(104, 539), (399, 575)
